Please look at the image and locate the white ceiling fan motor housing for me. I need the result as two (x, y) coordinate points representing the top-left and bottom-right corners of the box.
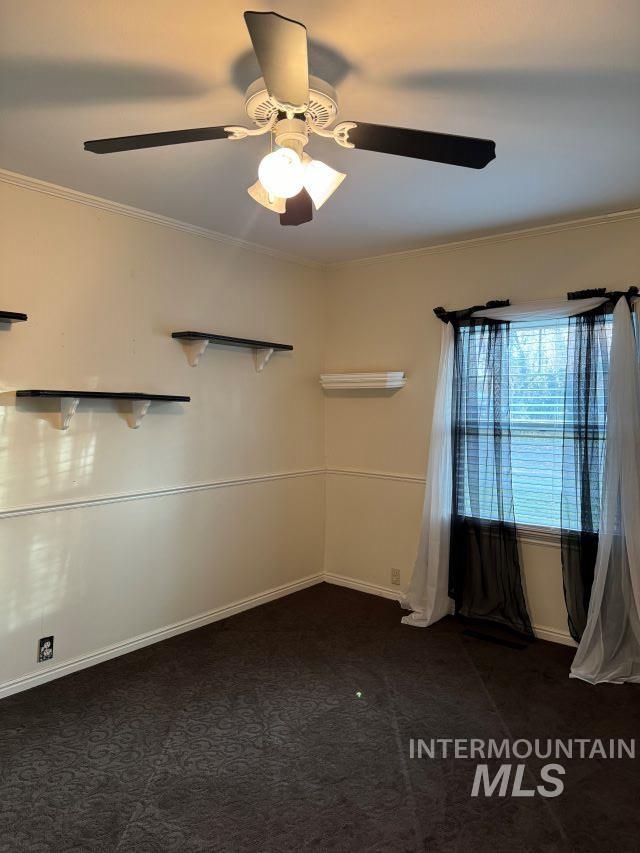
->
(244, 75), (339, 129)
(272, 117), (308, 157)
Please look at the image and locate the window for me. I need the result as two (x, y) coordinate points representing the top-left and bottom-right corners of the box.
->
(457, 317), (612, 530)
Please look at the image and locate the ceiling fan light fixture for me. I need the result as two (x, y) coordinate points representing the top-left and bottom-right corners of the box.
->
(302, 158), (346, 210)
(247, 180), (286, 213)
(257, 147), (304, 199)
(84, 11), (497, 230)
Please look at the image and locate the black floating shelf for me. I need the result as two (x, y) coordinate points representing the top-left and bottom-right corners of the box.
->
(172, 331), (293, 351)
(172, 331), (293, 370)
(0, 311), (28, 323)
(16, 390), (190, 402)
(16, 390), (190, 430)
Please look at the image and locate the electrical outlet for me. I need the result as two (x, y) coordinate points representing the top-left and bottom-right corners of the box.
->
(391, 568), (401, 586)
(38, 636), (54, 663)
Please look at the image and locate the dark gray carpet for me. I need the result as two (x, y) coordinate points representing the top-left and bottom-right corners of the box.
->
(1, 583), (638, 852)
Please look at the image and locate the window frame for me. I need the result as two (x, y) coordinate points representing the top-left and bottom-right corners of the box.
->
(454, 314), (611, 540)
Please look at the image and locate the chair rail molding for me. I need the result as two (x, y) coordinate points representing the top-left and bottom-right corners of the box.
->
(326, 467), (561, 546)
(0, 468), (325, 519)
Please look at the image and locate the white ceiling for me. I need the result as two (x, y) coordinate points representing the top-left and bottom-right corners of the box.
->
(1, 0), (639, 263)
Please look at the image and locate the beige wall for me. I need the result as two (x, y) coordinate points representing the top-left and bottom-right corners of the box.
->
(323, 216), (640, 643)
(0, 179), (326, 695)
(2, 174), (638, 696)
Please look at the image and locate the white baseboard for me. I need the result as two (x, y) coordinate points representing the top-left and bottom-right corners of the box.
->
(0, 573), (323, 700)
(0, 571), (576, 699)
(323, 572), (575, 647)
(533, 625), (577, 647)
(323, 572), (402, 601)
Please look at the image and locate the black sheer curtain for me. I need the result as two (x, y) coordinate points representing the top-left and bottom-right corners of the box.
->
(560, 290), (634, 641)
(435, 287), (636, 644)
(445, 308), (534, 639)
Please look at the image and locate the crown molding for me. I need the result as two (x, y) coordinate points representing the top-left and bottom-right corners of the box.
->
(3, 167), (638, 271)
(326, 207), (640, 270)
(0, 168), (322, 271)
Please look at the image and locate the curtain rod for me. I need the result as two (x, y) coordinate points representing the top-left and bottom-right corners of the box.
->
(434, 287), (638, 324)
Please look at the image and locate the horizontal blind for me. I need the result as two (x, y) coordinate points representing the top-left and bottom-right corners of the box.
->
(457, 318), (611, 530)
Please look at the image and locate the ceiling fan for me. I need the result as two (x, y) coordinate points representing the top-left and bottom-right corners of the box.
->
(84, 10), (496, 226)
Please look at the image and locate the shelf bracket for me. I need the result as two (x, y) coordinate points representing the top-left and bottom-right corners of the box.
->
(60, 397), (80, 430)
(130, 400), (151, 429)
(254, 347), (274, 372)
(184, 339), (209, 367)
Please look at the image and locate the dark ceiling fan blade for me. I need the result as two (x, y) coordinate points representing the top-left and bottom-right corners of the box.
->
(244, 11), (309, 108)
(345, 122), (496, 169)
(84, 126), (231, 153)
(280, 188), (313, 226)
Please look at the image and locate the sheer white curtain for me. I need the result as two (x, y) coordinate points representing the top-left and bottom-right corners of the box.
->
(400, 322), (454, 626)
(401, 297), (613, 630)
(404, 293), (640, 682)
(571, 297), (640, 683)
(473, 296), (608, 322)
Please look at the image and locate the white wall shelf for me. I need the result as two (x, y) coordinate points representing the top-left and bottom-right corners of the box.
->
(319, 372), (406, 391)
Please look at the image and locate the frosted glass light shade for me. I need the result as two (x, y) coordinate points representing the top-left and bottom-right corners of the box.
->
(303, 158), (346, 209)
(247, 181), (286, 213)
(257, 148), (304, 199)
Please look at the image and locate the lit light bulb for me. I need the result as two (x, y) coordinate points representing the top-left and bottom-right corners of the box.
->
(258, 148), (304, 199)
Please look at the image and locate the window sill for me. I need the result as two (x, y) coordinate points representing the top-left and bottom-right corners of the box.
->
(461, 517), (571, 547)
(517, 524), (561, 548)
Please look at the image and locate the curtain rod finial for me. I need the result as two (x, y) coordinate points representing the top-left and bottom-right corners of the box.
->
(434, 307), (449, 323)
